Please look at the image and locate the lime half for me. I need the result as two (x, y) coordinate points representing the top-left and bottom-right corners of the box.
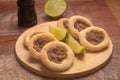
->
(67, 34), (85, 55)
(49, 26), (68, 41)
(44, 0), (67, 18)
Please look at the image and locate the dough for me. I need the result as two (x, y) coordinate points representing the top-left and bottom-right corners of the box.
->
(40, 41), (74, 72)
(28, 33), (57, 60)
(57, 18), (69, 31)
(79, 27), (110, 51)
(69, 15), (93, 40)
(24, 30), (43, 49)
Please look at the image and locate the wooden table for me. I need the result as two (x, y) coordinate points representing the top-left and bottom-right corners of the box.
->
(0, 0), (120, 79)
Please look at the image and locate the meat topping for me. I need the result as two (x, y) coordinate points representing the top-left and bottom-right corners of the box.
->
(74, 20), (88, 32)
(86, 30), (104, 45)
(33, 38), (53, 52)
(63, 20), (69, 29)
(47, 46), (67, 64)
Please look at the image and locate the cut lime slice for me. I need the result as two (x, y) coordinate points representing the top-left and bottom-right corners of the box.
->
(49, 26), (68, 41)
(44, 0), (67, 18)
(67, 34), (85, 55)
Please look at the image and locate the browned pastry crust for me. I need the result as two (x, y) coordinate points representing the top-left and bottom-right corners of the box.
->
(28, 33), (57, 60)
(24, 30), (43, 49)
(79, 27), (110, 51)
(69, 15), (93, 40)
(40, 41), (74, 71)
(57, 18), (69, 31)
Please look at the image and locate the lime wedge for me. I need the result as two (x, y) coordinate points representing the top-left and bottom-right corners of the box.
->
(67, 34), (85, 55)
(49, 26), (68, 41)
(44, 0), (67, 18)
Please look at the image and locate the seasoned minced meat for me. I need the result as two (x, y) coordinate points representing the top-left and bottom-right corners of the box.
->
(74, 20), (88, 32)
(47, 46), (67, 64)
(86, 30), (104, 45)
(63, 20), (69, 29)
(33, 38), (53, 52)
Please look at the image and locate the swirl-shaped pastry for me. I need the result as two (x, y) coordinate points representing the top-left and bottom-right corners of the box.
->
(28, 33), (57, 60)
(69, 15), (93, 39)
(57, 18), (69, 31)
(40, 41), (74, 72)
(79, 27), (110, 51)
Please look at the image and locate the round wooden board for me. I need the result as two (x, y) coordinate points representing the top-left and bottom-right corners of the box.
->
(15, 21), (113, 78)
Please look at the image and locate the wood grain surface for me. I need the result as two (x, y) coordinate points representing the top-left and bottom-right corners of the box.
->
(0, 0), (120, 80)
(105, 0), (120, 26)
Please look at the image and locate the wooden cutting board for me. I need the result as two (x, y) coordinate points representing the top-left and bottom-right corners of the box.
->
(15, 21), (113, 78)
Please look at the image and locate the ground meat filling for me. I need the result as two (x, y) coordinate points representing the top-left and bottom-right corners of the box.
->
(33, 38), (53, 52)
(63, 20), (69, 29)
(47, 46), (68, 64)
(74, 20), (88, 32)
(86, 30), (104, 45)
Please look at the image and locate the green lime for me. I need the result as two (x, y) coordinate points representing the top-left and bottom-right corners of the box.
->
(44, 0), (67, 18)
(49, 26), (68, 41)
(67, 34), (85, 55)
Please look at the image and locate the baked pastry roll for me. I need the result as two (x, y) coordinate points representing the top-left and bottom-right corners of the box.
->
(40, 41), (74, 72)
(24, 30), (43, 49)
(79, 27), (110, 51)
(28, 33), (57, 60)
(69, 15), (93, 39)
(57, 18), (69, 31)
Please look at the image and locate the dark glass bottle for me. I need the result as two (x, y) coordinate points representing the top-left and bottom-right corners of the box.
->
(17, 0), (37, 27)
